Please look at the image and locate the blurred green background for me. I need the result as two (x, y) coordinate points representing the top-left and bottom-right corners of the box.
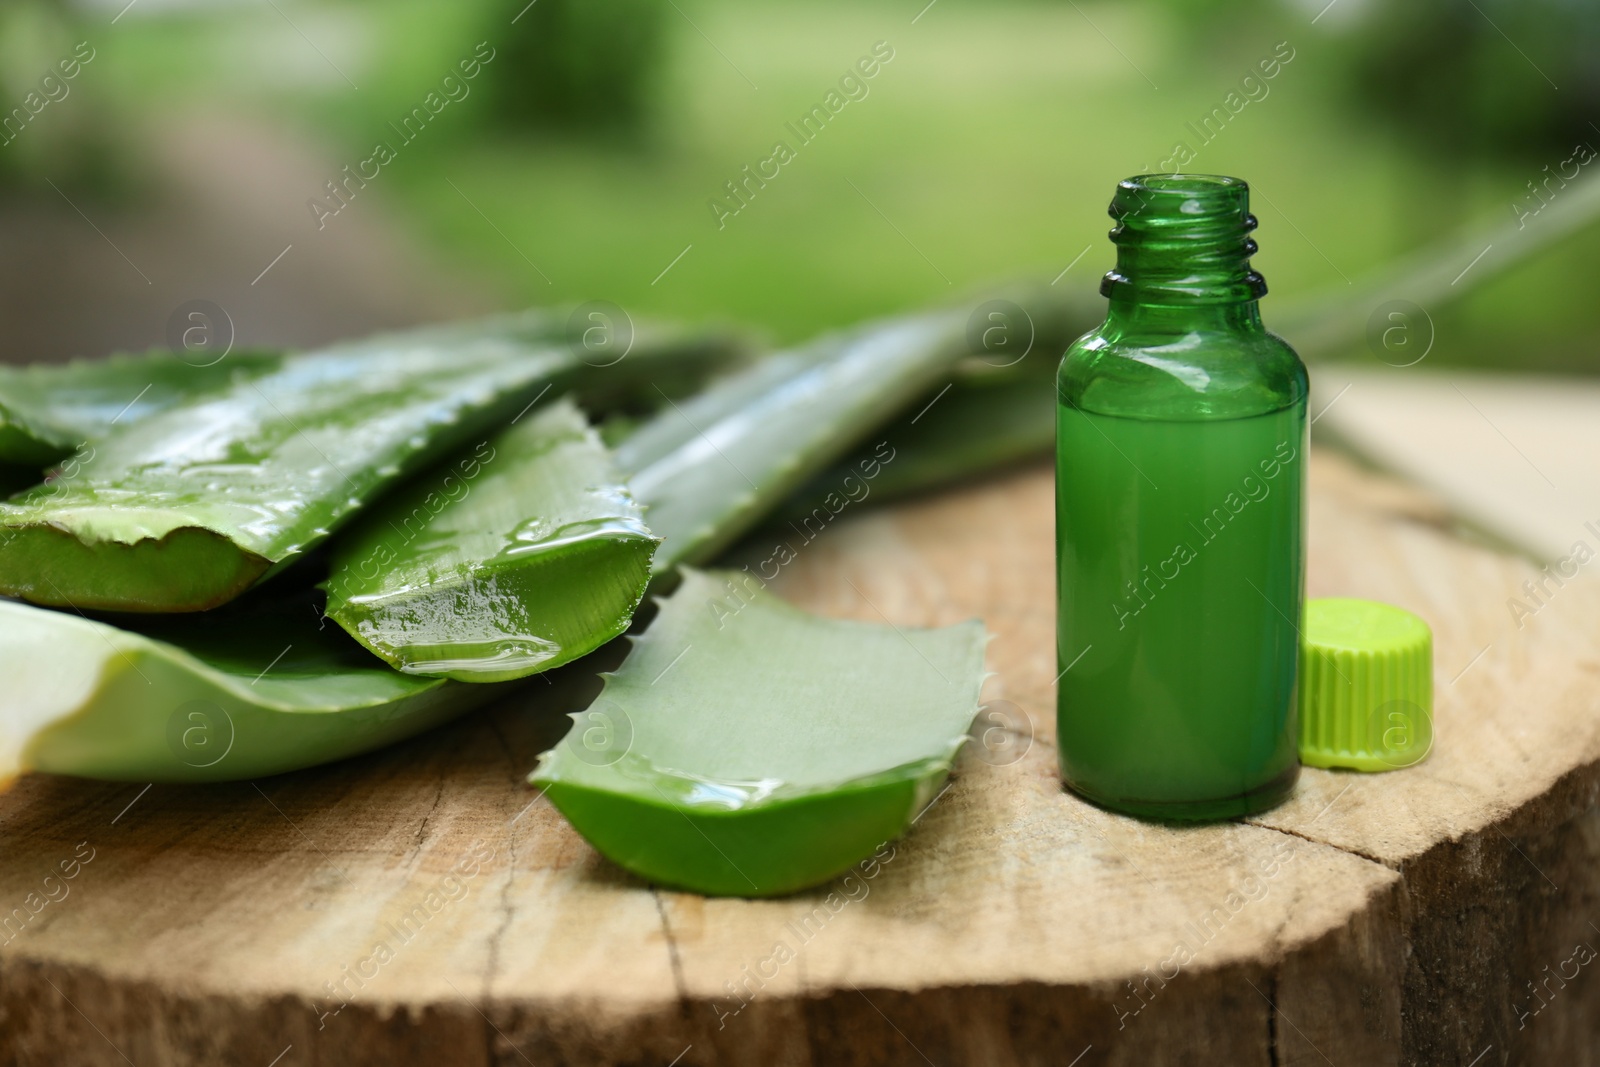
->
(2, 0), (1596, 370)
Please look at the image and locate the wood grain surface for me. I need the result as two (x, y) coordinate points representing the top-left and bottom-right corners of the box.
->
(2, 424), (1599, 1066)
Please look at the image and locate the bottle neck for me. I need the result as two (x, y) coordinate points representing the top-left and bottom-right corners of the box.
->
(1103, 296), (1266, 337)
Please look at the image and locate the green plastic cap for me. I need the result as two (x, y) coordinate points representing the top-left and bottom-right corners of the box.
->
(1298, 598), (1433, 772)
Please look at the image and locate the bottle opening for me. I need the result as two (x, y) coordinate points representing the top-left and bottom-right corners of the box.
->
(1101, 173), (1267, 305)
(1113, 174), (1251, 224)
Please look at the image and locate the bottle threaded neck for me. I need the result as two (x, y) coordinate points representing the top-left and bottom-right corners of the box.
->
(1099, 174), (1268, 306)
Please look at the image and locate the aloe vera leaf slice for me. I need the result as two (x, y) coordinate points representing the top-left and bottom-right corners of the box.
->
(0, 340), (556, 613)
(0, 314), (732, 613)
(1, 593), (507, 784)
(531, 568), (986, 897)
(322, 397), (658, 683)
(617, 313), (966, 573)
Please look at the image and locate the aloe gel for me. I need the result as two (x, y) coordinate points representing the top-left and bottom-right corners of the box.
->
(323, 397), (658, 682)
(1056, 175), (1308, 821)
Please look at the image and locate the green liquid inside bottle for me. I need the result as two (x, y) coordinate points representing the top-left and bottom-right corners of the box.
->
(1055, 174), (1308, 821)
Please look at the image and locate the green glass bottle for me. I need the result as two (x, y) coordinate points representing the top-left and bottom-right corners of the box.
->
(1055, 174), (1308, 821)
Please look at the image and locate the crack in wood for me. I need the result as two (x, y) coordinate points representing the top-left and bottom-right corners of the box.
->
(412, 770), (447, 861)
(1254, 822), (1394, 871)
(484, 714), (529, 788)
(484, 824), (517, 998)
(652, 889), (689, 1004)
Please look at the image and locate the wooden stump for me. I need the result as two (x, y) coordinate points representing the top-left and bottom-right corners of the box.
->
(2, 437), (1598, 1066)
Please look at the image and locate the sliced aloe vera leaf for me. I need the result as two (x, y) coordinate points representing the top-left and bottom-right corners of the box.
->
(532, 569), (985, 897)
(618, 313), (967, 572)
(0, 313), (734, 613)
(322, 397), (658, 683)
(307, 311), (1002, 686)
(1, 592), (507, 784)
(0, 349), (286, 467)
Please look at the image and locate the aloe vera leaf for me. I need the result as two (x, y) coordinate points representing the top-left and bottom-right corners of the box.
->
(1274, 171), (1600, 359)
(617, 313), (967, 572)
(1, 592), (507, 784)
(361, 307), (746, 415)
(531, 568), (986, 897)
(322, 398), (658, 683)
(0, 397), (78, 468)
(0, 313), (735, 614)
(665, 283), (1100, 534)
(0, 312), (736, 470)
(781, 354), (1060, 518)
(0, 350), (286, 467)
